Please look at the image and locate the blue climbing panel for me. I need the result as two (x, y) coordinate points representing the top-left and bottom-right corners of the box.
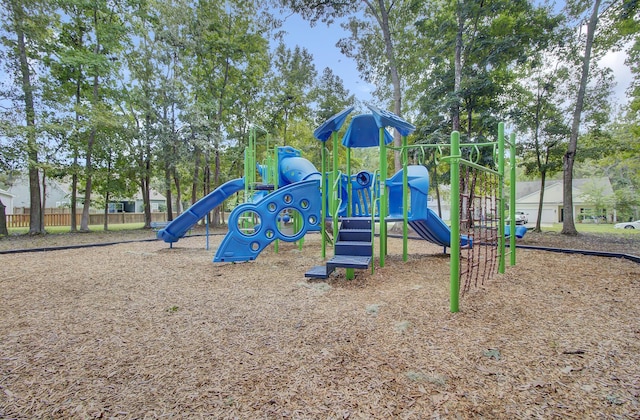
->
(213, 180), (322, 262)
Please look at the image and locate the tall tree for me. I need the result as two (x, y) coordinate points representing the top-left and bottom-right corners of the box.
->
(181, 0), (271, 225)
(310, 67), (356, 126)
(562, 0), (603, 235)
(0, 0), (50, 234)
(45, 0), (95, 232)
(510, 20), (571, 232)
(412, 0), (558, 143)
(268, 43), (317, 146)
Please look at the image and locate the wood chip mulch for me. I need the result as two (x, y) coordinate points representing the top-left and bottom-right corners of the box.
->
(1, 231), (639, 418)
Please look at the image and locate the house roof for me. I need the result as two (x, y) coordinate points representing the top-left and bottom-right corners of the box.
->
(8, 173), (167, 204)
(132, 189), (167, 201)
(0, 188), (15, 197)
(516, 177), (613, 205)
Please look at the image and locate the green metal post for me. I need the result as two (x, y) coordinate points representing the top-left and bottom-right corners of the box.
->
(321, 145), (327, 259)
(332, 132), (339, 217)
(346, 146), (354, 279)
(449, 131), (461, 313)
(347, 148), (352, 217)
(497, 123), (506, 274)
(332, 131), (339, 258)
(379, 127), (387, 267)
(402, 135), (408, 262)
(510, 132), (517, 266)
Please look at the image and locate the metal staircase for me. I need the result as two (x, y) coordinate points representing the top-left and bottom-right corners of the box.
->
(305, 217), (372, 279)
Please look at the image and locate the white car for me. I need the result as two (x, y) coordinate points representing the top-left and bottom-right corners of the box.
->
(614, 220), (640, 230)
(507, 211), (528, 225)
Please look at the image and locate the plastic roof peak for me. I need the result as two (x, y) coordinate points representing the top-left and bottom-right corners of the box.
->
(312, 104), (415, 148)
(313, 106), (354, 141)
(367, 104), (416, 137)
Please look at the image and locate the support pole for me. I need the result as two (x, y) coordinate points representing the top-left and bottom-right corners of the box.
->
(402, 135), (408, 262)
(321, 144), (327, 259)
(379, 127), (387, 267)
(498, 123), (506, 274)
(347, 148), (352, 217)
(332, 131), (339, 256)
(510, 132), (517, 266)
(449, 131), (461, 313)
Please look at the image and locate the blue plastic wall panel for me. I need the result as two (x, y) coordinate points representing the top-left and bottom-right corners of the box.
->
(213, 180), (322, 262)
(386, 165), (430, 220)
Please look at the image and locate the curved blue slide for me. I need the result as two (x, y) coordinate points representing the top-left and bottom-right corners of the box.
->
(409, 209), (472, 248)
(387, 165), (472, 248)
(158, 177), (245, 244)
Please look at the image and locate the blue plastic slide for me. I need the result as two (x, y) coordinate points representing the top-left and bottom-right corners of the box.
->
(158, 178), (245, 244)
(386, 165), (472, 248)
(409, 209), (472, 248)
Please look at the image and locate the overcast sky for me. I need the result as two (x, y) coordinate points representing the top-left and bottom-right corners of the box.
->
(278, 13), (633, 108)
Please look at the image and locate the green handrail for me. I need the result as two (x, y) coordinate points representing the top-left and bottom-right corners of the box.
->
(370, 170), (380, 274)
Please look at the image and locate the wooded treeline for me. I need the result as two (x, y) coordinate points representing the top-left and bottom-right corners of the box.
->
(0, 0), (638, 235)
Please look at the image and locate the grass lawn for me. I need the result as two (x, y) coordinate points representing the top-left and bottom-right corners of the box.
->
(540, 222), (640, 235)
(7, 222), (146, 235)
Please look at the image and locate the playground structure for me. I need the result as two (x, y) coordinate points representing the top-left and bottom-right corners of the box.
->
(158, 106), (520, 312)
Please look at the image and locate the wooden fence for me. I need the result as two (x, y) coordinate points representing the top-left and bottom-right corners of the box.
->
(6, 212), (169, 228)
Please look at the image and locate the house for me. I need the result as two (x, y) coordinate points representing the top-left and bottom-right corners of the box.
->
(515, 177), (615, 224)
(0, 188), (15, 214)
(110, 190), (167, 213)
(7, 174), (167, 214)
(6, 175), (70, 211)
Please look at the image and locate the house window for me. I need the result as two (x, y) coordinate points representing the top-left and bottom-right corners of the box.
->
(151, 202), (159, 212)
(109, 202), (124, 213)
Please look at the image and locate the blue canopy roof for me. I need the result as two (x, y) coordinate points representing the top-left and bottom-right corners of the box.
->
(368, 104), (416, 137)
(313, 106), (354, 141)
(313, 104), (415, 148)
(341, 114), (393, 148)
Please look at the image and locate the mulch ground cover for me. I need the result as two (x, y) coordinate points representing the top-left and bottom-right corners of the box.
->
(1, 229), (639, 418)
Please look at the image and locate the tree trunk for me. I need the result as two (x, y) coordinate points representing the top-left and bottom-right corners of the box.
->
(173, 168), (183, 215)
(433, 165), (443, 218)
(204, 147), (211, 224)
(12, 0), (43, 235)
(103, 192), (110, 231)
(80, 72), (99, 231)
(164, 162), (174, 221)
(71, 145), (79, 231)
(212, 147), (221, 227)
(70, 33), (83, 233)
(534, 170), (547, 233)
(562, 0), (601, 236)
(142, 116), (152, 228)
(103, 151), (112, 231)
(452, 1), (463, 132)
(0, 199), (8, 236)
(40, 169), (46, 232)
(372, 0), (403, 172)
(192, 144), (201, 205)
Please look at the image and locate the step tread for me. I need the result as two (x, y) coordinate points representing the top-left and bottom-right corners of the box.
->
(327, 255), (372, 269)
(339, 228), (371, 233)
(304, 265), (334, 279)
(335, 240), (372, 246)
